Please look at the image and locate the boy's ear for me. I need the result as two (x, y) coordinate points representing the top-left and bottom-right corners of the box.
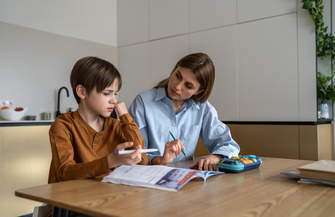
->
(76, 85), (86, 100)
(194, 89), (204, 96)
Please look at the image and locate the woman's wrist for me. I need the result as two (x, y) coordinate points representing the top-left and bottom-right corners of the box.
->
(208, 154), (224, 164)
(211, 154), (224, 159)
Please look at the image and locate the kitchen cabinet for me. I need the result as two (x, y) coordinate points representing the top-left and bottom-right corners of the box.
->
(195, 124), (334, 161)
(0, 126), (51, 217)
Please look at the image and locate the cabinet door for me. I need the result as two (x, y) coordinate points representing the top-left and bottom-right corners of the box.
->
(238, 125), (300, 159)
(150, 0), (189, 40)
(300, 125), (334, 160)
(190, 26), (238, 121)
(237, 14), (298, 121)
(237, 0), (296, 23)
(117, 0), (150, 46)
(118, 42), (151, 107)
(0, 126), (51, 216)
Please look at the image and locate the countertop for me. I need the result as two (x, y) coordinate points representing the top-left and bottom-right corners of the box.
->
(0, 120), (54, 127)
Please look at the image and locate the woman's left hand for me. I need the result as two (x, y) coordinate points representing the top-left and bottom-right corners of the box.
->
(189, 154), (222, 171)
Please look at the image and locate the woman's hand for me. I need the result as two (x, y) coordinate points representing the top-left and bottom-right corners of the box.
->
(152, 139), (185, 165)
(114, 101), (128, 117)
(189, 154), (222, 171)
(107, 142), (142, 169)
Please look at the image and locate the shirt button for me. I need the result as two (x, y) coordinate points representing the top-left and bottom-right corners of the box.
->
(96, 135), (98, 138)
(93, 143), (96, 147)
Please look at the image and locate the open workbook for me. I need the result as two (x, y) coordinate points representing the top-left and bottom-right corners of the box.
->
(102, 165), (223, 192)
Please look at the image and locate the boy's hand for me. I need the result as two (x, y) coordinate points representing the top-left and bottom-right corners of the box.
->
(152, 139), (185, 165)
(107, 142), (142, 168)
(189, 154), (221, 171)
(114, 101), (128, 117)
(113, 141), (133, 152)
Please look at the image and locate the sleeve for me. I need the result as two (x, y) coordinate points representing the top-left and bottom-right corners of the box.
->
(119, 113), (148, 165)
(49, 120), (111, 182)
(200, 103), (240, 158)
(128, 95), (155, 164)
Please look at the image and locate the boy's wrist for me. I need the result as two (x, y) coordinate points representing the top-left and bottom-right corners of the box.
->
(107, 154), (118, 169)
(151, 156), (163, 165)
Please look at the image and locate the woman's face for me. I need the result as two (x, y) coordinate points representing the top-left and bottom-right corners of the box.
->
(167, 66), (203, 102)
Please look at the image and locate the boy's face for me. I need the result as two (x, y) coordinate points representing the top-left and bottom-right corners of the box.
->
(85, 78), (119, 118)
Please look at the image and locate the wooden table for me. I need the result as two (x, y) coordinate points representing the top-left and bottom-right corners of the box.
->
(15, 157), (335, 217)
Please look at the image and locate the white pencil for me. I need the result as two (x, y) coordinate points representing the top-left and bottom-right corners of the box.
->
(113, 148), (158, 155)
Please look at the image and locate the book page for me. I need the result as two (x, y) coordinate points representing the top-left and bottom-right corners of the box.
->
(102, 165), (223, 191)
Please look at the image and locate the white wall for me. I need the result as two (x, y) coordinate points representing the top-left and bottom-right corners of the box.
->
(117, 0), (317, 122)
(0, 1), (118, 121)
(0, 22), (118, 121)
(0, 0), (117, 47)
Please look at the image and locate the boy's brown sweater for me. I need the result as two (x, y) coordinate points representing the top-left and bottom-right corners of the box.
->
(48, 110), (148, 183)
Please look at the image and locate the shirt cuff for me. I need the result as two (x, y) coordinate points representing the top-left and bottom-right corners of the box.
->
(119, 113), (132, 123)
(212, 151), (236, 158)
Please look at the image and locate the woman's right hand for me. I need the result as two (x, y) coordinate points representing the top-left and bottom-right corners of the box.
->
(152, 139), (185, 165)
(107, 142), (142, 169)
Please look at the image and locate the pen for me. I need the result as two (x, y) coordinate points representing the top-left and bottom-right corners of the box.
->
(169, 131), (187, 157)
(113, 148), (158, 155)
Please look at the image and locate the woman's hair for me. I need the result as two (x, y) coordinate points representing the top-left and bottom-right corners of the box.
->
(70, 56), (122, 104)
(154, 52), (215, 103)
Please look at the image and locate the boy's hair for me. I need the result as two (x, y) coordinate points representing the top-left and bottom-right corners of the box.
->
(154, 52), (215, 103)
(70, 56), (122, 104)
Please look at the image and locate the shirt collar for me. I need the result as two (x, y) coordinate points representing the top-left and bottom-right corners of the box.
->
(155, 87), (167, 101)
(155, 87), (200, 110)
(187, 98), (200, 110)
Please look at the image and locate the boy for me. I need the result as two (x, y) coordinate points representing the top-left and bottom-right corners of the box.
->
(48, 56), (148, 183)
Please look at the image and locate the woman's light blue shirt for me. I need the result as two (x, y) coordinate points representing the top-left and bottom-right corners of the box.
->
(128, 88), (240, 164)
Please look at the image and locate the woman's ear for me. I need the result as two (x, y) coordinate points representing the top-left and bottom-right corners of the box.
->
(76, 85), (86, 100)
(194, 89), (204, 96)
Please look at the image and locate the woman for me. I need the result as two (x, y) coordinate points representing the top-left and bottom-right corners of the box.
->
(129, 53), (239, 171)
